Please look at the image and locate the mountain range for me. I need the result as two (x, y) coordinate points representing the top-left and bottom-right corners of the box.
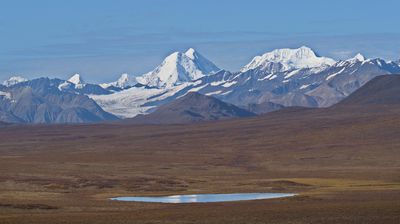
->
(0, 78), (118, 123)
(91, 46), (400, 118)
(1, 46), (399, 123)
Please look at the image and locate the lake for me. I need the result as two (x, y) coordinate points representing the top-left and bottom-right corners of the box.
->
(111, 193), (296, 204)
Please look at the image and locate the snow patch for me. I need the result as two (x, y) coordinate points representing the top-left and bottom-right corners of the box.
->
(58, 82), (71, 91)
(326, 67), (346, 81)
(222, 81), (237, 88)
(284, 70), (300, 79)
(0, 91), (12, 100)
(269, 74), (278, 80)
(300, 84), (311, 90)
(220, 90), (233, 95)
(3, 76), (28, 87)
(205, 90), (222, 96)
(188, 84), (209, 92)
(210, 81), (225, 86)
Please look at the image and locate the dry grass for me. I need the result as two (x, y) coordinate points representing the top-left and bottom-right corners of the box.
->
(0, 106), (399, 223)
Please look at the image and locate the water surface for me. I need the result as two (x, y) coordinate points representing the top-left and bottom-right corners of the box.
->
(111, 193), (296, 203)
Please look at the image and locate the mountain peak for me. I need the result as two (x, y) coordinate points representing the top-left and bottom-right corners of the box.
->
(68, 74), (86, 89)
(348, 53), (366, 63)
(68, 74), (85, 85)
(100, 73), (136, 89)
(136, 49), (220, 88)
(241, 46), (336, 72)
(2, 76), (28, 87)
(119, 73), (129, 81)
(184, 48), (197, 59)
(164, 51), (181, 63)
(114, 73), (132, 88)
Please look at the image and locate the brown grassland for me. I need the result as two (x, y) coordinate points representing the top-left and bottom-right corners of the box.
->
(0, 106), (399, 223)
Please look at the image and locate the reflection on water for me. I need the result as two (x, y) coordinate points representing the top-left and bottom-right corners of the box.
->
(111, 193), (296, 203)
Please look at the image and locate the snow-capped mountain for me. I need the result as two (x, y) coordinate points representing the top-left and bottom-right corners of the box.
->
(100, 73), (136, 90)
(59, 74), (111, 95)
(2, 76), (28, 87)
(2, 46), (399, 122)
(136, 48), (220, 88)
(345, 53), (366, 64)
(0, 78), (118, 123)
(91, 46), (400, 118)
(241, 46), (335, 73)
(68, 74), (85, 89)
(305, 56), (400, 106)
(195, 53), (400, 109)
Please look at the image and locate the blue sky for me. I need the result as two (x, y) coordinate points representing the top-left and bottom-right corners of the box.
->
(0, 0), (399, 82)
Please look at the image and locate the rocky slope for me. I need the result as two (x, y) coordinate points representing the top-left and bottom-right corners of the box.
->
(0, 78), (118, 123)
(129, 92), (255, 124)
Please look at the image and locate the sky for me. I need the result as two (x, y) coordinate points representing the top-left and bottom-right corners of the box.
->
(0, 0), (399, 83)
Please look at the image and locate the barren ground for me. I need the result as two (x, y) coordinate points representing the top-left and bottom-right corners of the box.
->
(0, 107), (399, 223)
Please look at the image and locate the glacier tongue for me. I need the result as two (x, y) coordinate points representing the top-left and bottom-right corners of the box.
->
(241, 46), (336, 73)
(90, 83), (195, 118)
